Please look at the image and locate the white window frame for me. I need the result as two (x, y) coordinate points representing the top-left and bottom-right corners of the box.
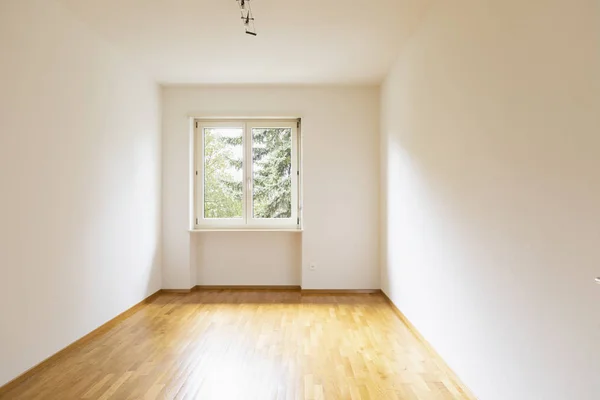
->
(193, 119), (301, 230)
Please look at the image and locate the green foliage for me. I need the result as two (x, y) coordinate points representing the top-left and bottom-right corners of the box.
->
(252, 128), (292, 219)
(203, 127), (292, 220)
(203, 130), (243, 219)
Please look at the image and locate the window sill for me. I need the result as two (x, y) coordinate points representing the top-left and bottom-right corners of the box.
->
(189, 228), (303, 233)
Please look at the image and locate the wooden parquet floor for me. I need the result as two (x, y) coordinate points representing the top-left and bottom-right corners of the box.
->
(0, 291), (469, 399)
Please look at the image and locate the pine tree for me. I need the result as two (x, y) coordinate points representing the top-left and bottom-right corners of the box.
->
(251, 128), (292, 218)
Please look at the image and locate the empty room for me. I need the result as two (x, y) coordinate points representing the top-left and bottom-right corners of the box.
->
(1, 0), (599, 399)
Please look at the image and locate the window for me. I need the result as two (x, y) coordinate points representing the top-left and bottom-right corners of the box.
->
(193, 119), (301, 230)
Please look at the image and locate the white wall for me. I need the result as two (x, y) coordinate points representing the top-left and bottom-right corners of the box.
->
(195, 233), (301, 286)
(381, 1), (600, 399)
(0, 0), (162, 386)
(162, 86), (380, 290)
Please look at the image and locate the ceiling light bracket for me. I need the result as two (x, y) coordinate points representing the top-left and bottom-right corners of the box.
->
(235, 0), (257, 36)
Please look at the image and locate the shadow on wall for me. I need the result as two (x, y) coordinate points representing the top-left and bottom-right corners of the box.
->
(193, 232), (302, 287)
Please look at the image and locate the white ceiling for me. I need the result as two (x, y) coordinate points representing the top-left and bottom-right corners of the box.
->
(59, 0), (429, 85)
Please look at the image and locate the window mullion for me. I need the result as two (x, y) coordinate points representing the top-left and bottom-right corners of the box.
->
(195, 123), (202, 228)
(244, 122), (252, 225)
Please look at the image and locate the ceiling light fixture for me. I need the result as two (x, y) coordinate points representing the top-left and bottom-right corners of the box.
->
(236, 0), (257, 36)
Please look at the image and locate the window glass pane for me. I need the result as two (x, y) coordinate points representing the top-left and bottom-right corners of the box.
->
(203, 128), (243, 219)
(252, 127), (292, 219)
